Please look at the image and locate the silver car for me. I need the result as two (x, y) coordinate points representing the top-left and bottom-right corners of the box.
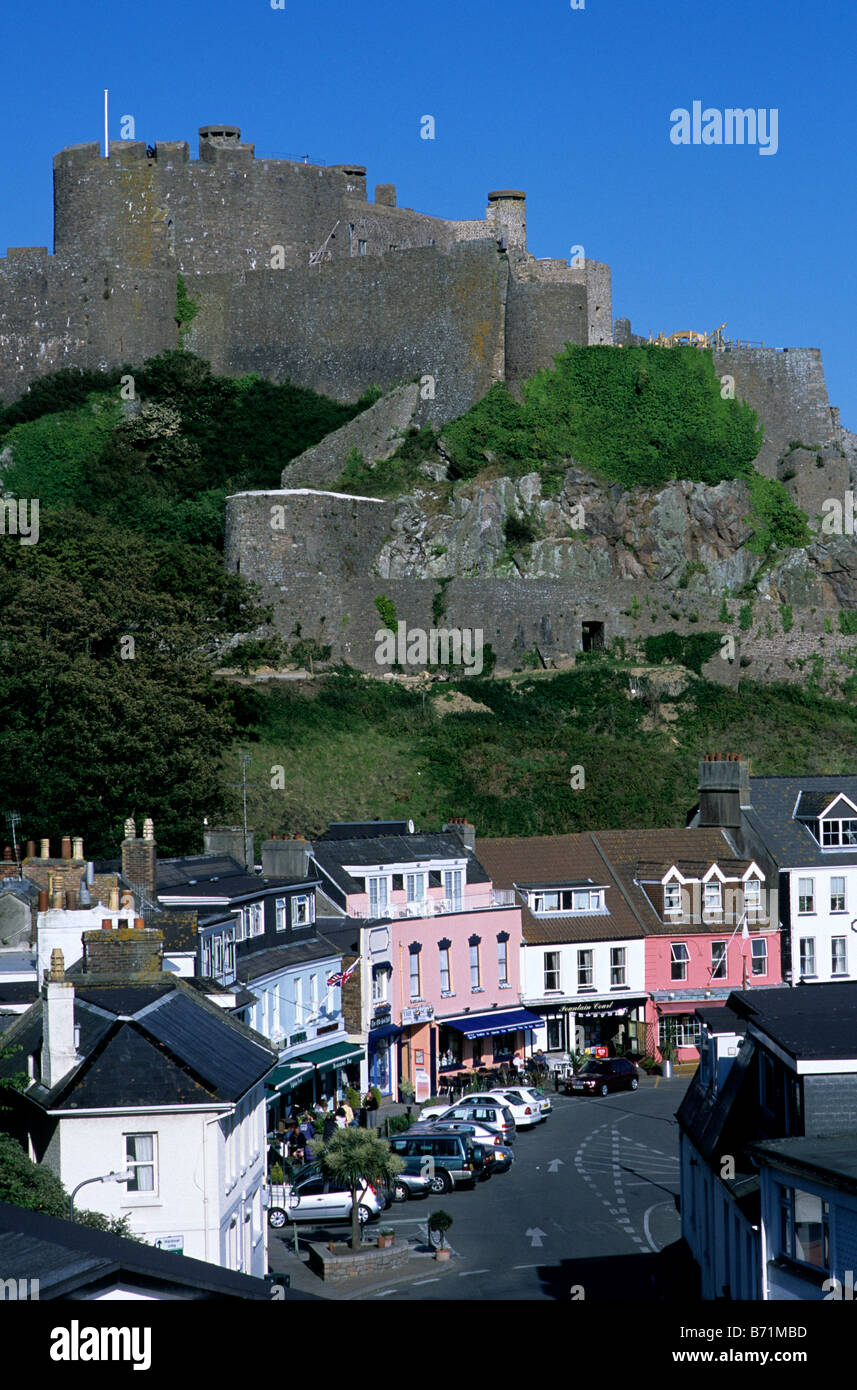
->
(267, 1167), (384, 1230)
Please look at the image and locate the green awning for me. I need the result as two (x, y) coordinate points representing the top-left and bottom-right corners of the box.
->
(297, 1041), (364, 1075)
(265, 1061), (315, 1095)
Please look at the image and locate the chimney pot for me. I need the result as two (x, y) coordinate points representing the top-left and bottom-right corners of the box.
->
(124, 817), (136, 840)
(143, 817), (155, 841)
(26, 840), (36, 859)
(72, 836), (83, 859)
(102, 919), (112, 930)
(3, 845), (11, 861)
(48, 948), (65, 982)
(61, 836), (72, 860)
(134, 916), (145, 930)
(40, 838), (50, 859)
(108, 887), (120, 910)
(117, 918), (129, 929)
(38, 889), (49, 912)
(65, 889), (78, 910)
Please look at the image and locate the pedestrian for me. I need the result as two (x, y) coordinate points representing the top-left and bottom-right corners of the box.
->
(299, 1112), (314, 1145)
(284, 1121), (306, 1163)
(341, 1096), (354, 1125)
(335, 1104), (347, 1128)
(363, 1087), (379, 1129)
(322, 1111), (337, 1142)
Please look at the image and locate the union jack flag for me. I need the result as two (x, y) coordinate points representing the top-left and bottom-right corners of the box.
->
(327, 959), (359, 988)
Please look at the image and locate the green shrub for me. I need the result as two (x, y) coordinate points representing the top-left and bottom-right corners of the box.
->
(780, 604), (794, 633)
(745, 475), (811, 555)
(643, 631), (722, 674)
(739, 604), (753, 632)
(839, 611), (857, 636)
(503, 512), (538, 548)
(374, 595), (398, 632)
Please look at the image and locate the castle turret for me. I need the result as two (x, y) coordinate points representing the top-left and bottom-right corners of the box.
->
(487, 189), (527, 251)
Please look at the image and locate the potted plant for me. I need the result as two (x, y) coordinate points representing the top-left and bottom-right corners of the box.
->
(428, 1210), (453, 1261)
(377, 1226), (395, 1249)
(398, 1076), (415, 1104)
(660, 1036), (675, 1079)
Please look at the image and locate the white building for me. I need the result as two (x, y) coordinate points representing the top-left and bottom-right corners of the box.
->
(0, 926), (277, 1276)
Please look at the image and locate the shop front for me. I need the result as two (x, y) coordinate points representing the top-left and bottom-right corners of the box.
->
(569, 997), (649, 1057)
(264, 1060), (315, 1135)
(367, 1005), (403, 1097)
(295, 1038), (365, 1105)
(439, 1007), (544, 1076)
(399, 1003), (436, 1100)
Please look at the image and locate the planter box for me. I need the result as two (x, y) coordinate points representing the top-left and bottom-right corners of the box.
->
(307, 1240), (409, 1283)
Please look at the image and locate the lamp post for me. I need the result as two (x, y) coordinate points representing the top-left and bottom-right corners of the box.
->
(69, 1169), (134, 1222)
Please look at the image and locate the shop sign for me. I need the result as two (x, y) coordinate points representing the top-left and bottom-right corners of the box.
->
(401, 1004), (434, 1025)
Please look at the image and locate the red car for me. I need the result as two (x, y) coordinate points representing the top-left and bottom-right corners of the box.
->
(564, 1058), (639, 1097)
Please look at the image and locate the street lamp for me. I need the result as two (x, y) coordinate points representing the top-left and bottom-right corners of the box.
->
(69, 1169), (134, 1222)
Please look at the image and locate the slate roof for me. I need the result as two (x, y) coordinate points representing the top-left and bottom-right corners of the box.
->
(153, 908), (198, 951)
(696, 1004), (747, 1035)
(676, 1030), (759, 1175)
(743, 775), (857, 869)
(748, 1137), (857, 1192)
(235, 938), (340, 985)
(311, 833), (489, 898)
(314, 917), (363, 956)
(0, 1201), (312, 1300)
(319, 820), (414, 840)
(727, 981), (857, 1061)
(476, 833), (647, 945)
(0, 978), (276, 1111)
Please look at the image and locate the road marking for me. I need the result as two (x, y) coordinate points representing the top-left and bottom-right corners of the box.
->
(412, 1277), (441, 1285)
(513, 1264), (541, 1269)
(372, 1289), (396, 1297)
(459, 1269), (491, 1276)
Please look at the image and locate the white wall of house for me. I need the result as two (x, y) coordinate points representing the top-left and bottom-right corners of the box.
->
(679, 1132), (761, 1300)
(787, 866), (857, 984)
(521, 937), (646, 1002)
(46, 1085), (268, 1276)
(249, 956), (343, 1051)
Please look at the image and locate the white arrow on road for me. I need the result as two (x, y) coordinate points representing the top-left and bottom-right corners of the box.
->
(547, 1159), (564, 1173)
(526, 1227), (547, 1247)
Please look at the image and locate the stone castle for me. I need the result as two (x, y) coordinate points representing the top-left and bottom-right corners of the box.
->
(4, 122), (857, 689)
(0, 122), (610, 417)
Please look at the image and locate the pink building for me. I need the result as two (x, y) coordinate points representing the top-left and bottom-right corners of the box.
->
(598, 828), (783, 1062)
(310, 818), (534, 1100)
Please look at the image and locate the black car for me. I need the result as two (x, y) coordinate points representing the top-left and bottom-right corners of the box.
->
(564, 1057), (639, 1096)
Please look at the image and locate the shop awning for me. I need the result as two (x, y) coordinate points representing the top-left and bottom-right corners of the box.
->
(368, 1023), (403, 1049)
(565, 997), (648, 1016)
(657, 1000), (722, 1015)
(297, 1040), (365, 1074)
(265, 1061), (315, 1095)
(443, 1008), (543, 1039)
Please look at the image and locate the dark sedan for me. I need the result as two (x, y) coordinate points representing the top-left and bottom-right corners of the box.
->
(564, 1057), (639, 1097)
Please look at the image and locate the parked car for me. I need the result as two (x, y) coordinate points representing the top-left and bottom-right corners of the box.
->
(422, 1098), (516, 1144)
(388, 1130), (487, 1193)
(484, 1089), (542, 1128)
(513, 1084), (552, 1117)
(267, 1166), (385, 1229)
(564, 1057), (639, 1097)
(407, 1116), (514, 1172)
(386, 1170), (433, 1203)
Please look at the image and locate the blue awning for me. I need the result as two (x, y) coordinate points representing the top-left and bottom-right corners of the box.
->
(443, 1008), (543, 1039)
(368, 1023), (403, 1049)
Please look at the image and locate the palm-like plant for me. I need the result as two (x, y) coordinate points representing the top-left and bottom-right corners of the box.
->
(310, 1128), (405, 1252)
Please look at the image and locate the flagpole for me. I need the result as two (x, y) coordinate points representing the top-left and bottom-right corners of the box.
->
(104, 90), (109, 159)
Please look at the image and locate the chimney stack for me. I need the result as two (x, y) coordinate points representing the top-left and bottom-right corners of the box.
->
(82, 925), (164, 980)
(261, 835), (309, 879)
(203, 824), (254, 870)
(121, 816), (157, 905)
(697, 754), (751, 829)
(42, 949), (78, 1089)
(443, 818), (476, 853)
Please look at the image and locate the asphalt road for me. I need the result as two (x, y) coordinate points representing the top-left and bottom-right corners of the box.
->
(366, 1075), (693, 1301)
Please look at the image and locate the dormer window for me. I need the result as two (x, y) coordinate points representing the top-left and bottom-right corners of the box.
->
(664, 881), (683, 914)
(529, 887), (604, 914)
(744, 878), (762, 913)
(704, 881), (722, 914)
(821, 819), (857, 847)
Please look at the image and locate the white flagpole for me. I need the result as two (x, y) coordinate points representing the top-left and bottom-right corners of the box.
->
(104, 89), (109, 159)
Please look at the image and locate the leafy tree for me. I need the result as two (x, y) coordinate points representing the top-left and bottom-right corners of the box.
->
(308, 1129), (404, 1251)
(0, 1134), (137, 1235)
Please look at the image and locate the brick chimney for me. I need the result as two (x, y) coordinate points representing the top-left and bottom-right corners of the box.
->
(697, 754), (751, 829)
(42, 948), (78, 1088)
(82, 925), (165, 980)
(121, 815), (157, 905)
(261, 835), (309, 878)
(443, 818), (476, 853)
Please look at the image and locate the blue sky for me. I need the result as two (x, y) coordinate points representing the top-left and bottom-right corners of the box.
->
(2, 0), (855, 423)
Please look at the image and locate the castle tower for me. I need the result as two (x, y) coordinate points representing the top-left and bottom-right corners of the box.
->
(487, 190), (527, 252)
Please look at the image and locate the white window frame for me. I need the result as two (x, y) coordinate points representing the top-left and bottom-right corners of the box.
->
(544, 950), (561, 992)
(224, 930), (235, 978)
(744, 878), (762, 914)
(670, 941), (690, 981)
(710, 941), (727, 980)
(439, 946), (452, 994)
(830, 877), (846, 913)
(497, 938), (509, 986)
(704, 881), (722, 915)
(798, 878), (815, 914)
(409, 948), (421, 1000)
(751, 937), (767, 976)
(469, 941), (481, 990)
(292, 893), (313, 926)
(124, 1133), (157, 1194)
(577, 949), (593, 990)
(799, 937), (816, 977)
(276, 897), (287, 933)
(249, 902), (264, 937)
(664, 881), (683, 914)
(406, 872), (426, 903)
(832, 937), (848, 977)
(369, 876), (389, 916)
(610, 947), (627, 987)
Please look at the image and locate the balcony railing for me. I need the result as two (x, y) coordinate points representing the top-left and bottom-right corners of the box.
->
(353, 889), (517, 920)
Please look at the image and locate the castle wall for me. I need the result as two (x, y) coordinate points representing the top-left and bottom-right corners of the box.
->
(504, 273), (589, 388)
(711, 348), (839, 476)
(186, 240), (509, 422)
